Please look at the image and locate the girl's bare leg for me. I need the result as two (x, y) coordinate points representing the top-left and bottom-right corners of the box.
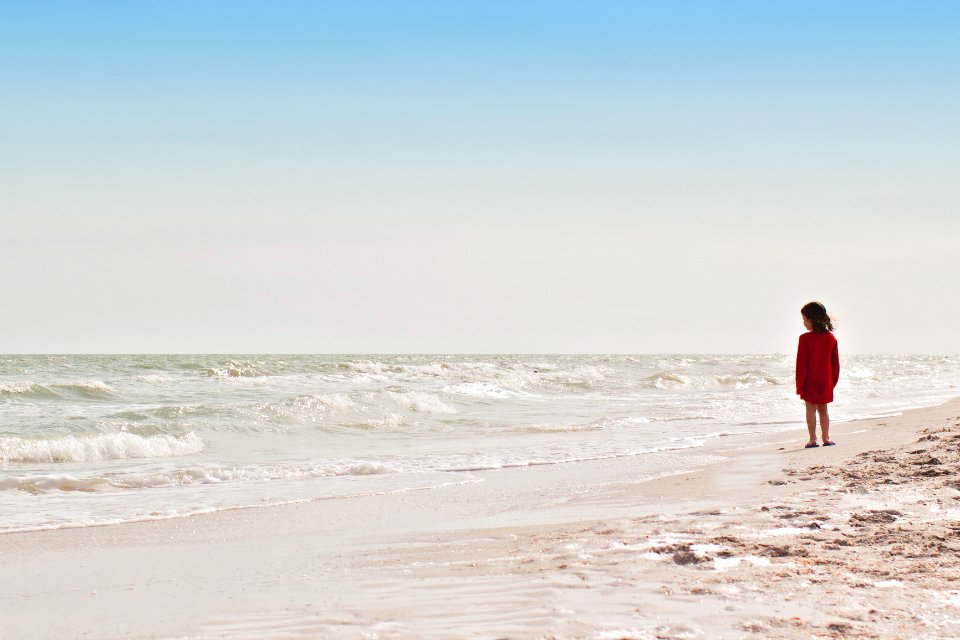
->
(817, 404), (833, 444)
(805, 402), (818, 445)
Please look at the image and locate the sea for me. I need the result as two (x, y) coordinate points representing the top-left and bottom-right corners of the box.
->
(1, 354), (957, 533)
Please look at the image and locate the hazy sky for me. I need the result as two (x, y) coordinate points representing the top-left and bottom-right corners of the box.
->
(2, 1), (957, 353)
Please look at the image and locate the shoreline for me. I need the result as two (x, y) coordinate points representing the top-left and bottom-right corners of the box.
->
(4, 391), (952, 538)
(2, 398), (959, 638)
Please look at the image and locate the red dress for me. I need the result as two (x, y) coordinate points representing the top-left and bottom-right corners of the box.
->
(796, 331), (840, 404)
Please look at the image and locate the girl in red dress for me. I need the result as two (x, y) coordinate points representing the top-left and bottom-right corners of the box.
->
(796, 301), (840, 448)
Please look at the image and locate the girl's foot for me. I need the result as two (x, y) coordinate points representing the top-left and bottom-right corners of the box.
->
(823, 440), (836, 446)
(804, 442), (819, 448)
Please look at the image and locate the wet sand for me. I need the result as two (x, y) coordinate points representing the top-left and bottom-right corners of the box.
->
(2, 399), (959, 639)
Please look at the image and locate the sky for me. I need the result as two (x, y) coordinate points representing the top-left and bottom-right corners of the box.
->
(1, 1), (957, 353)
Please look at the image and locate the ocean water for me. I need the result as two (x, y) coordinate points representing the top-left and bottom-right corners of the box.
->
(1, 354), (957, 533)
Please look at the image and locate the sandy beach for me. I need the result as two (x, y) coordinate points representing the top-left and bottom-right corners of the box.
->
(2, 398), (959, 639)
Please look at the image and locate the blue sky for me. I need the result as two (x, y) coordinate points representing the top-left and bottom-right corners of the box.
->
(2, 1), (958, 352)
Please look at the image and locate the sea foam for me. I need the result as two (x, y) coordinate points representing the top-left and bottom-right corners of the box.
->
(0, 474), (109, 493)
(109, 460), (398, 488)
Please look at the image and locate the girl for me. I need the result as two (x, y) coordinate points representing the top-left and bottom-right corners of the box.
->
(796, 301), (840, 448)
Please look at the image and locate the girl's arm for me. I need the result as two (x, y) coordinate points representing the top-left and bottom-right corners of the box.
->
(831, 340), (840, 388)
(795, 336), (806, 395)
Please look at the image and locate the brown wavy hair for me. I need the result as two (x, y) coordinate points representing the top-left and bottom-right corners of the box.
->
(801, 301), (834, 333)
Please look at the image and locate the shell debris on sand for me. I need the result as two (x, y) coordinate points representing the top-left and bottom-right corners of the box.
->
(351, 413), (960, 639)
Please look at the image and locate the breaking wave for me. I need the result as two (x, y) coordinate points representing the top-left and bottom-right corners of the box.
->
(257, 393), (357, 424)
(645, 372), (688, 386)
(716, 371), (782, 387)
(0, 380), (115, 399)
(387, 391), (456, 413)
(0, 382), (59, 398)
(0, 432), (205, 463)
(205, 360), (273, 378)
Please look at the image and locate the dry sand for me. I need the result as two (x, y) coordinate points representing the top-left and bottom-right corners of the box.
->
(2, 399), (959, 639)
